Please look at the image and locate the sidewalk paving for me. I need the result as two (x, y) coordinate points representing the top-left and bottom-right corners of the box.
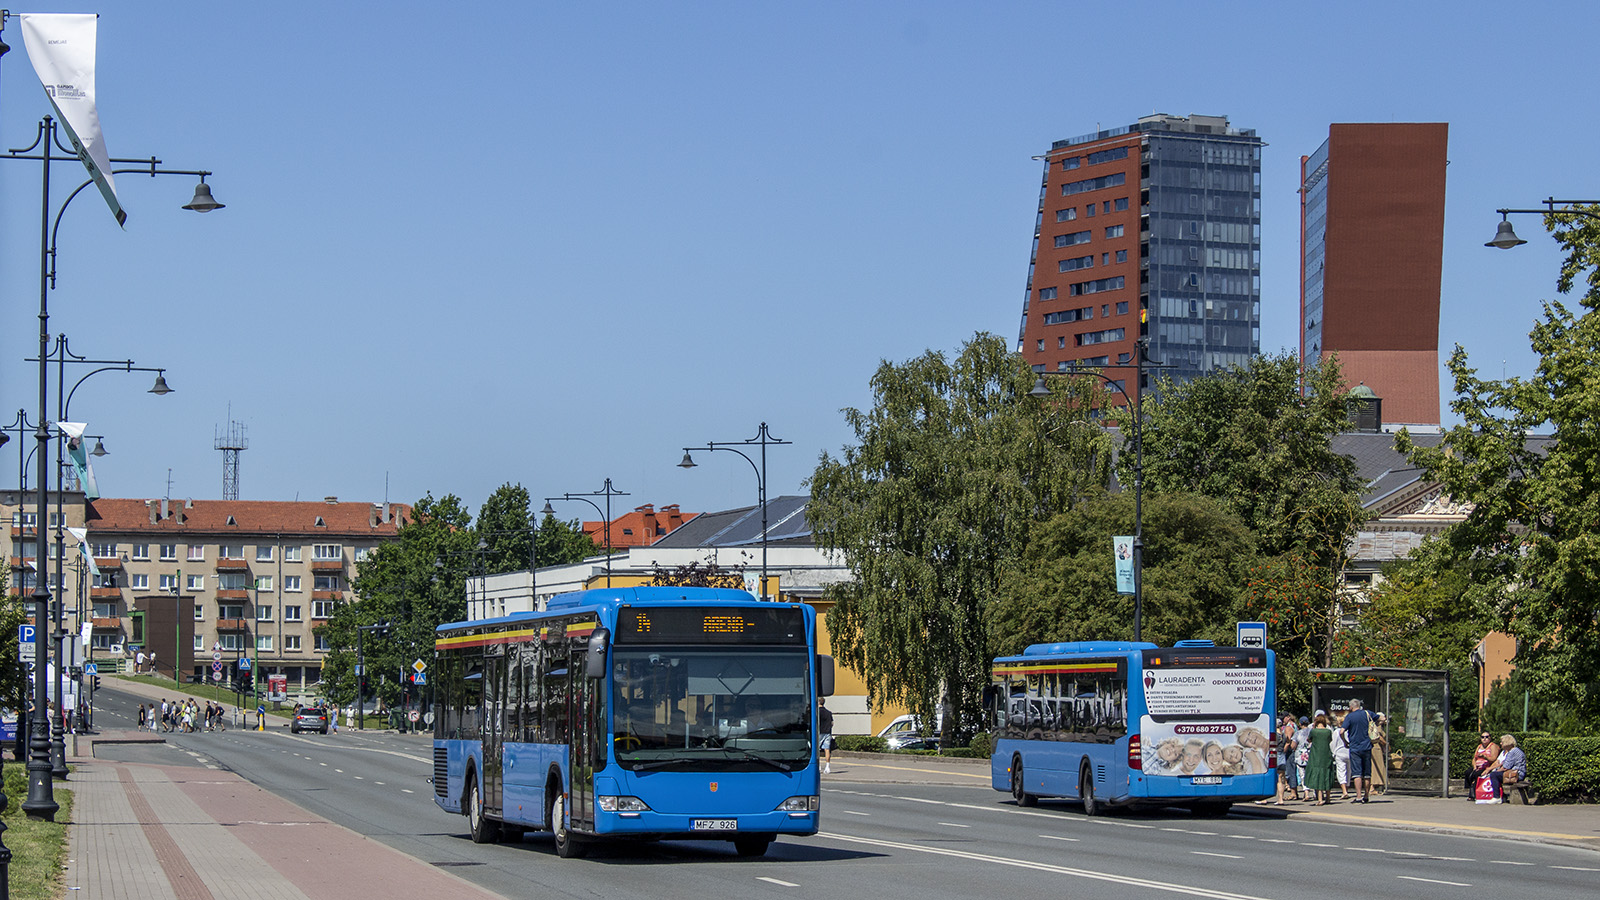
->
(825, 751), (1600, 853)
(63, 729), (506, 900)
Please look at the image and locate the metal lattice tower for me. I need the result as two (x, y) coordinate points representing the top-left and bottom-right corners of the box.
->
(215, 420), (248, 500)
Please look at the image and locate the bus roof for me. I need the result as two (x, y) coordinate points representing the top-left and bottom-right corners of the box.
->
(1011, 640), (1159, 659)
(435, 585), (764, 632)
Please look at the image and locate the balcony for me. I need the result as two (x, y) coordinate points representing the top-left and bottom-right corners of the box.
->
(95, 556), (122, 569)
(9, 556), (35, 569)
(90, 586), (122, 600)
(310, 559), (344, 572)
(216, 558), (250, 572)
(92, 617), (122, 630)
(216, 618), (249, 632)
(312, 590), (342, 601)
(216, 589), (250, 600)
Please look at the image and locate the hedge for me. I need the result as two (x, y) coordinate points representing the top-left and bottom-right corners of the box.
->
(832, 732), (995, 758)
(1447, 731), (1600, 803)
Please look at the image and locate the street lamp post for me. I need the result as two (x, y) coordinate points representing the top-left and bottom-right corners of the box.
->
(355, 621), (391, 731)
(1485, 198), (1600, 249)
(542, 480), (629, 589)
(5, 111), (221, 819)
(678, 423), (791, 601)
(1029, 339), (1165, 642)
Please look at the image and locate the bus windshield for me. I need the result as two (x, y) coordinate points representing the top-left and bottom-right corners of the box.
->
(612, 648), (813, 771)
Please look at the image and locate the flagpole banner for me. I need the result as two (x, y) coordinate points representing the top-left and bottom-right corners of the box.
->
(19, 13), (126, 226)
(1113, 535), (1135, 595)
(59, 422), (101, 500)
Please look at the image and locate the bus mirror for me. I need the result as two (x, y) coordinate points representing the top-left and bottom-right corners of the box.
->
(584, 628), (610, 678)
(817, 654), (835, 697)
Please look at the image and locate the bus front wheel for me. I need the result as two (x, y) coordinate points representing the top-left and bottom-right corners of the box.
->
(1011, 758), (1037, 807)
(734, 835), (772, 857)
(549, 791), (588, 859)
(467, 775), (501, 844)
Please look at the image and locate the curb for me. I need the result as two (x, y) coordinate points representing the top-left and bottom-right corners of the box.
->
(1230, 801), (1600, 853)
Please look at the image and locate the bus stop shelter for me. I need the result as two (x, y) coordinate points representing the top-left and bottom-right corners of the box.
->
(1311, 667), (1451, 798)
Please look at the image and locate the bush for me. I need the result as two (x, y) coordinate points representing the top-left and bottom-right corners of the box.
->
(1448, 730), (1600, 803)
(835, 735), (887, 753)
(968, 732), (995, 759)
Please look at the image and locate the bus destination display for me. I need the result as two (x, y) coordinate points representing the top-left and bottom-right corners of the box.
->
(617, 606), (805, 644)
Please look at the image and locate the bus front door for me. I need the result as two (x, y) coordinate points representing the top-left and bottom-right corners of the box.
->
(567, 643), (602, 835)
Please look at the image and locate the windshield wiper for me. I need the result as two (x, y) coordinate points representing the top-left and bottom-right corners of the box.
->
(725, 747), (794, 773)
(627, 757), (702, 772)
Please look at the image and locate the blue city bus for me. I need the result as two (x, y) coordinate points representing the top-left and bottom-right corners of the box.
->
(988, 640), (1275, 816)
(433, 586), (833, 858)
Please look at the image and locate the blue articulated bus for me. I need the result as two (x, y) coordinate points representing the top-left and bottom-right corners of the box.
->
(433, 586), (834, 858)
(989, 640), (1275, 816)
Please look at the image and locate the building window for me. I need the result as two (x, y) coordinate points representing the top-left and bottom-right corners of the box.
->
(257, 604), (273, 622)
(90, 541), (116, 557)
(1058, 336), (1066, 349)
(1038, 286), (1058, 300)
(1104, 225), (1125, 239)
(284, 605), (303, 622)
(13, 512), (36, 528)
(1042, 307), (1094, 325)
(1036, 339), (1044, 351)
(194, 604), (204, 621)
(219, 634), (242, 652)
(1075, 327), (1127, 346)
(186, 574), (204, 592)
(1118, 352), (1133, 364)
(219, 604), (245, 620)
(354, 547), (370, 562)
(1117, 301), (1130, 315)
(1102, 253), (1110, 266)
(1058, 255), (1094, 273)
(159, 574), (178, 593)
(1085, 203), (1096, 217)
(131, 574), (149, 590)
(285, 635), (302, 652)
(218, 573), (250, 591)
(255, 575), (274, 592)
(313, 544), (342, 561)
(314, 634), (329, 652)
(1060, 156), (1080, 170)
(131, 543), (149, 561)
(1055, 208), (1076, 222)
(1101, 305), (1110, 318)
(1085, 146), (1128, 166)
(1062, 172), (1126, 196)
(313, 575), (340, 592)
(1082, 356), (1110, 367)
(257, 635), (273, 653)
(1070, 276), (1125, 296)
(1113, 197), (1130, 211)
(312, 600), (336, 619)
(284, 575), (302, 592)
(1055, 230), (1091, 248)
(220, 544), (243, 559)
(188, 545), (205, 561)
(1116, 250), (1128, 263)
(193, 635), (205, 651)
(159, 544), (177, 561)
(256, 546), (273, 562)
(284, 546), (302, 562)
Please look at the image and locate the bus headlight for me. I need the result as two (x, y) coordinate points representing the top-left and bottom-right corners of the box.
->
(776, 796), (820, 812)
(597, 795), (651, 813)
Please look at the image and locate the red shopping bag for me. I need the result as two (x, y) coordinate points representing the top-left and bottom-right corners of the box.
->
(1475, 773), (1499, 802)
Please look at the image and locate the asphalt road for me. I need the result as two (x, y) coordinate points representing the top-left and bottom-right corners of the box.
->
(88, 686), (1599, 899)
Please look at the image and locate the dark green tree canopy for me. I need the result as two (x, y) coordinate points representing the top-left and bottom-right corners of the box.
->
(1400, 206), (1600, 726)
(477, 482), (536, 574)
(808, 332), (1113, 736)
(535, 512), (599, 568)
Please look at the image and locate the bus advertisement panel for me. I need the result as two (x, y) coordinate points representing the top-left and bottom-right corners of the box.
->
(434, 586), (831, 859)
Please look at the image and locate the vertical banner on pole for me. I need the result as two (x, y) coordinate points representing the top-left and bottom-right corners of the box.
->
(19, 13), (126, 225)
(1113, 536), (1135, 595)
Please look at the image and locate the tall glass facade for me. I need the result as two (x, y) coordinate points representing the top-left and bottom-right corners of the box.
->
(1300, 139), (1330, 362)
(1139, 117), (1263, 385)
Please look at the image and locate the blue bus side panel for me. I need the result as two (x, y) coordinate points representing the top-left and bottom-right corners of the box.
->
(992, 738), (1125, 801)
(501, 742), (566, 827)
(433, 739), (479, 815)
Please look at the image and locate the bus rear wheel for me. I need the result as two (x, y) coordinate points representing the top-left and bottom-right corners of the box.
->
(467, 775), (501, 844)
(1080, 764), (1101, 817)
(1012, 758), (1037, 807)
(549, 791), (587, 859)
(1192, 801), (1232, 818)
(734, 835), (772, 857)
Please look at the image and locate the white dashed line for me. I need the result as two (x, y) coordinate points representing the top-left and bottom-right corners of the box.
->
(1550, 866), (1600, 872)
(1490, 860), (1533, 866)
(1191, 851), (1242, 860)
(1038, 835), (1080, 842)
(401, 789), (414, 794)
(842, 810), (870, 816)
(937, 823), (970, 828)
(1398, 875), (1471, 887)
(757, 877), (798, 887)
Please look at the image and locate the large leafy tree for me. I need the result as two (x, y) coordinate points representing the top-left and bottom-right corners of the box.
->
(989, 492), (1255, 657)
(477, 482), (536, 574)
(807, 332), (1113, 737)
(535, 512), (599, 567)
(322, 493), (475, 708)
(1399, 206), (1600, 727)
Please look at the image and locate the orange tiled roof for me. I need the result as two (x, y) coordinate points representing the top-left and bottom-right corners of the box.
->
(85, 498), (411, 537)
(583, 503), (698, 548)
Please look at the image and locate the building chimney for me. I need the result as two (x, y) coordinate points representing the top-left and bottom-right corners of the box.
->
(148, 500), (159, 525)
(1346, 383), (1383, 433)
(160, 498), (169, 520)
(370, 505), (380, 529)
(637, 504), (658, 542)
(382, 502), (391, 524)
(324, 496), (338, 504)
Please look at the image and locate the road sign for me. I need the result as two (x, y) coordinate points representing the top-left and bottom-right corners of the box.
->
(1237, 621), (1267, 650)
(354, 664), (363, 676)
(412, 672), (427, 686)
(18, 624), (35, 662)
(212, 659), (224, 675)
(237, 657), (252, 672)
(408, 710), (420, 722)
(412, 658), (427, 674)
(84, 662), (98, 675)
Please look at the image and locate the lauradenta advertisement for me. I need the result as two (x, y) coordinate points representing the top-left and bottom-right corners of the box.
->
(1139, 666), (1271, 777)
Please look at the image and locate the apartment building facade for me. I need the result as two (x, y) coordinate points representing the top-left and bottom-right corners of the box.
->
(4, 493), (408, 695)
(1018, 113), (1262, 400)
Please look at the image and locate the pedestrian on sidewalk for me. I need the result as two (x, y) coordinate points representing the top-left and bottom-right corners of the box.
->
(1341, 698), (1377, 803)
(818, 698), (833, 774)
(138, 704), (147, 731)
(1487, 734), (1527, 798)
(1304, 713), (1336, 805)
(1331, 712), (1351, 799)
(330, 703), (340, 734)
(1468, 731), (1498, 792)
(1275, 714), (1301, 803)
(1370, 713), (1389, 793)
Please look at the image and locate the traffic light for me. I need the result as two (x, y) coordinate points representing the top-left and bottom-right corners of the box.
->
(93, 674), (101, 690)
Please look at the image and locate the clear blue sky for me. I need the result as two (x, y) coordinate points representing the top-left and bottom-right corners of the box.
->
(2, 2), (1592, 522)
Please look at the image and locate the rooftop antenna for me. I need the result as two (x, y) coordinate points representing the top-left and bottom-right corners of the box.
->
(166, 468), (174, 501)
(215, 416), (249, 501)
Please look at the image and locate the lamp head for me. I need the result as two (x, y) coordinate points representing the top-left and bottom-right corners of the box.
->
(91, 438), (108, 457)
(1028, 376), (1052, 398)
(183, 179), (225, 213)
(540, 501), (557, 517)
(678, 451), (697, 469)
(1486, 216), (1527, 249)
(149, 371), (173, 395)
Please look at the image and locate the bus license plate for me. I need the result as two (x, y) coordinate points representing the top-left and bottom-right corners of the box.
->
(693, 819), (737, 831)
(1191, 776), (1222, 785)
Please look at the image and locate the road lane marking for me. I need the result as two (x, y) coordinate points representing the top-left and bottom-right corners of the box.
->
(1398, 876), (1471, 887)
(819, 832), (1275, 900)
(1038, 835), (1080, 842)
(1292, 810), (1596, 841)
(757, 877), (798, 887)
(938, 822), (970, 828)
(1300, 842), (1337, 848)
(1550, 866), (1600, 871)
(842, 810), (870, 816)
(1344, 847), (1386, 853)
(401, 789), (415, 794)
(840, 761), (990, 780)
(1191, 851), (1242, 859)
(1489, 860), (1532, 865)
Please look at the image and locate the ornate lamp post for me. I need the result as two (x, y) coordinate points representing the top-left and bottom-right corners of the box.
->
(1485, 198), (1600, 249)
(678, 423), (791, 600)
(542, 480), (629, 588)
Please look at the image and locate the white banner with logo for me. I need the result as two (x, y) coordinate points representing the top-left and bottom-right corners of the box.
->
(20, 13), (126, 225)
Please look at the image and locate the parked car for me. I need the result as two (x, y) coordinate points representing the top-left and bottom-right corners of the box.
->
(291, 707), (330, 735)
(877, 714), (943, 750)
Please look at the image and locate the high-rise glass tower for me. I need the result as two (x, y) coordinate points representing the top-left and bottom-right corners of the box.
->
(1018, 113), (1262, 400)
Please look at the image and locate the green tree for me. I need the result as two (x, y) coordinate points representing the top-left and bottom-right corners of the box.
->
(1399, 205), (1600, 728)
(534, 512), (598, 568)
(476, 482), (536, 574)
(1138, 352), (1363, 561)
(989, 492), (1256, 657)
(323, 493), (475, 708)
(807, 332), (1113, 738)
(0, 571), (29, 725)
